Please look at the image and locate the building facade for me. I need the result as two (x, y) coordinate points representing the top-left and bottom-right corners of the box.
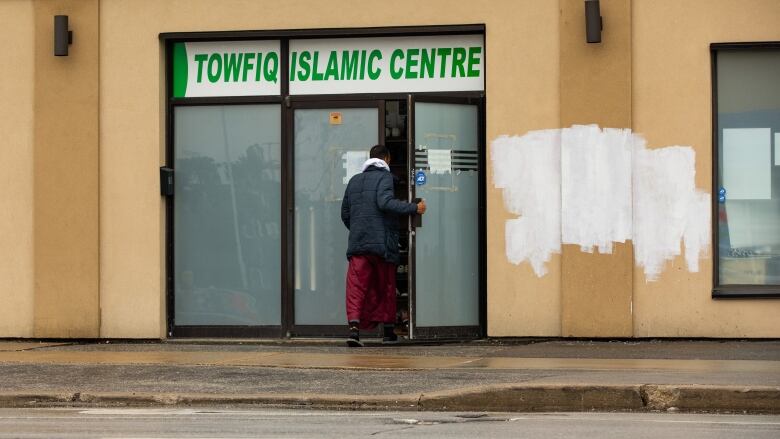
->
(1, 0), (778, 339)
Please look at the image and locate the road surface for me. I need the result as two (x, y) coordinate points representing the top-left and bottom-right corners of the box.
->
(0, 408), (778, 438)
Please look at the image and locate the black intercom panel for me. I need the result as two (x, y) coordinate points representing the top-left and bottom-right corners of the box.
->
(160, 167), (174, 196)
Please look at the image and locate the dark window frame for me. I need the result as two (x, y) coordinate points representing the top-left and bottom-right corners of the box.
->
(711, 41), (780, 299)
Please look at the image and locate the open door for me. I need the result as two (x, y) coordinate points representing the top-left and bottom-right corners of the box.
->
(408, 96), (485, 339)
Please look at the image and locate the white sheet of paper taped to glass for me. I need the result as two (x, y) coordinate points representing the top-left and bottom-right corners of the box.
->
(725, 199), (780, 249)
(343, 151), (369, 184)
(775, 133), (780, 166)
(722, 128), (771, 200)
(428, 149), (452, 174)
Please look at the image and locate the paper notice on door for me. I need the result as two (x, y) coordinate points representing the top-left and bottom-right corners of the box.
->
(342, 150), (369, 184)
(722, 128), (771, 200)
(775, 133), (780, 166)
(428, 149), (452, 174)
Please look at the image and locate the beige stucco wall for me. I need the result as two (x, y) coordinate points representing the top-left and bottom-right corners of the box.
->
(559, 0), (633, 337)
(98, 0), (561, 337)
(32, 0), (100, 338)
(632, 0), (780, 337)
(3, 0), (776, 339)
(484, 2), (561, 336)
(99, 1), (164, 338)
(0, 0), (35, 337)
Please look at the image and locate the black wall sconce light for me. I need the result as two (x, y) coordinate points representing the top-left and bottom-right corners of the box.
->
(54, 15), (73, 56)
(585, 0), (603, 43)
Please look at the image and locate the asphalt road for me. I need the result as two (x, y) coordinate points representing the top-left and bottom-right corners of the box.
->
(0, 408), (777, 438)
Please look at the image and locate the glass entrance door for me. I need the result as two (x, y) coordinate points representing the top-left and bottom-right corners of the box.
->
(292, 102), (381, 334)
(410, 99), (483, 339)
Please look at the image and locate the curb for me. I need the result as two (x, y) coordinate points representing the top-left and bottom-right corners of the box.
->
(418, 384), (780, 414)
(0, 392), (419, 411)
(1, 384), (778, 414)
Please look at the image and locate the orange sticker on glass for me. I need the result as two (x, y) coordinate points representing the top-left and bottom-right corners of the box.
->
(329, 112), (343, 125)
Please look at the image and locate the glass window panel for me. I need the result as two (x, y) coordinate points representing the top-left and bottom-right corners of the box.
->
(174, 105), (281, 325)
(414, 102), (480, 326)
(716, 50), (780, 285)
(294, 108), (378, 325)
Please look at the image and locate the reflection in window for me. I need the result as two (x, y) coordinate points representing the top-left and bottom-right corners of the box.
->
(293, 108), (378, 325)
(716, 49), (780, 286)
(174, 105), (282, 325)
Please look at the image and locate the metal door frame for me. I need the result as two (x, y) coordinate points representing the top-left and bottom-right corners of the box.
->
(285, 99), (385, 337)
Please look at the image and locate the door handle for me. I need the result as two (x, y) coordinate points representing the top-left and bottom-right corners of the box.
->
(412, 198), (422, 228)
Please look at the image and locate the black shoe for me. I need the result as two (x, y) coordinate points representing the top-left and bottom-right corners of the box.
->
(347, 327), (363, 347)
(382, 332), (399, 345)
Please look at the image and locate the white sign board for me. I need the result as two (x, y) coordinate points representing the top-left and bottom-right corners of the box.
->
(288, 35), (484, 95)
(172, 40), (281, 98)
(173, 35), (485, 97)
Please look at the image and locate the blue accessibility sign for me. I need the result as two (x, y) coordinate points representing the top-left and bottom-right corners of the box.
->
(415, 170), (427, 186)
(718, 187), (726, 203)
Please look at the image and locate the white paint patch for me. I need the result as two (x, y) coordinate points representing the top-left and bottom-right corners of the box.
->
(561, 125), (633, 253)
(492, 130), (561, 276)
(633, 145), (711, 280)
(491, 125), (710, 281)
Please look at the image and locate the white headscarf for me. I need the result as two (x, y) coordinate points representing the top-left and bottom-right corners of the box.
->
(361, 158), (390, 172)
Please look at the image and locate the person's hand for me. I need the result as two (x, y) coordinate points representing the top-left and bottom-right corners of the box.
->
(416, 199), (427, 215)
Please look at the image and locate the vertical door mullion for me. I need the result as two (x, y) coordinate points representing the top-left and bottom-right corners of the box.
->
(282, 99), (293, 337)
(407, 94), (417, 340)
(478, 98), (487, 337)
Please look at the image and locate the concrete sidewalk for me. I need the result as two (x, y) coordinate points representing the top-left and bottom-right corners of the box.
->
(0, 339), (778, 413)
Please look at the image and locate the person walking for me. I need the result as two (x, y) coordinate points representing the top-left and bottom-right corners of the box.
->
(341, 144), (426, 347)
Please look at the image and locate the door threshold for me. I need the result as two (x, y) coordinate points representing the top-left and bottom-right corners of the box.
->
(164, 337), (347, 346)
(164, 337), (487, 346)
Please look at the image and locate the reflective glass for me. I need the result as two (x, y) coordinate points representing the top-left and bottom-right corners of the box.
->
(414, 102), (480, 326)
(174, 105), (281, 325)
(294, 108), (378, 325)
(716, 50), (780, 285)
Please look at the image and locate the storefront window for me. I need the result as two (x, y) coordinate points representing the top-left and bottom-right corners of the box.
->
(164, 28), (486, 337)
(715, 48), (780, 290)
(174, 104), (282, 325)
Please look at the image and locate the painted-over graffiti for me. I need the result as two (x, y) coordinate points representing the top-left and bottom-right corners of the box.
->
(491, 125), (711, 281)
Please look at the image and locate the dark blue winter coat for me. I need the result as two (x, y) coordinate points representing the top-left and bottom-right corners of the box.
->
(341, 165), (418, 265)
